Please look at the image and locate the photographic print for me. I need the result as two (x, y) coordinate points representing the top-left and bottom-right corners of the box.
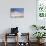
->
(10, 8), (24, 18)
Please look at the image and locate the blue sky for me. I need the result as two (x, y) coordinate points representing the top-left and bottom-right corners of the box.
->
(11, 8), (24, 13)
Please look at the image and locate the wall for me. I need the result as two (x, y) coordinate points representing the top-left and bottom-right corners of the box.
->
(0, 0), (36, 42)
